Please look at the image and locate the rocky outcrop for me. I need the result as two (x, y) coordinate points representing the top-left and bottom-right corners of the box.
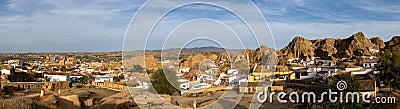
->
(279, 32), (381, 60)
(370, 37), (385, 49)
(313, 38), (337, 60)
(58, 95), (81, 108)
(96, 91), (136, 109)
(214, 46), (277, 73)
(385, 36), (400, 51)
(280, 36), (315, 60)
(180, 54), (218, 69)
(336, 32), (378, 58)
(123, 54), (161, 71)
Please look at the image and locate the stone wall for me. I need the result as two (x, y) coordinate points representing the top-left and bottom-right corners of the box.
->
(91, 82), (128, 91)
(1, 82), (43, 90)
(42, 81), (69, 92)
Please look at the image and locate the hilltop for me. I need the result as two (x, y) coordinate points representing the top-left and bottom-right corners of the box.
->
(278, 32), (400, 62)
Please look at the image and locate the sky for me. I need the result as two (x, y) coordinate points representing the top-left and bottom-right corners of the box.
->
(1, 0), (400, 53)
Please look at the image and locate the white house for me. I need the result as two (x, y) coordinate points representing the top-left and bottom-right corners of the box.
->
(238, 77), (248, 85)
(340, 58), (352, 62)
(301, 60), (314, 66)
(205, 67), (218, 74)
(100, 71), (110, 74)
(292, 66), (306, 70)
(45, 74), (69, 82)
(176, 73), (184, 77)
(93, 75), (114, 82)
(161, 60), (170, 64)
(360, 59), (379, 68)
(214, 78), (222, 86)
(44, 72), (84, 82)
(288, 58), (301, 63)
(311, 57), (321, 61)
(1, 69), (10, 75)
(228, 74), (241, 85)
(179, 68), (190, 73)
(178, 79), (190, 90)
(362, 56), (376, 59)
(69, 75), (83, 82)
(321, 67), (339, 74)
(190, 83), (211, 90)
(86, 68), (94, 72)
(134, 81), (149, 89)
(319, 60), (334, 66)
(197, 74), (214, 82)
(214, 73), (228, 86)
(296, 68), (319, 80)
(345, 67), (363, 72)
(213, 73), (240, 86)
(351, 69), (374, 75)
(227, 69), (239, 74)
(370, 49), (380, 53)
(298, 67), (339, 80)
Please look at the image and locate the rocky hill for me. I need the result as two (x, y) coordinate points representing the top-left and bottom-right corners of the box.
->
(280, 36), (315, 60)
(215, 45), (277, 73)
(386, 36), (400, 51)
(123, 32), (400, 74)
(370, 37), (385, 49)
(279, 32), (398, 61)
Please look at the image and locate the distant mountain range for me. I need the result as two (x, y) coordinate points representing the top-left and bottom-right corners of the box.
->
(150, 46), (243, 52)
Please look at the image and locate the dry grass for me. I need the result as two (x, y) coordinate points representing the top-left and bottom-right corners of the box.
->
(0, 97), (34, 109)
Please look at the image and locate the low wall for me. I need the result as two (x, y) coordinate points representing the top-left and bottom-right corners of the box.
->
(1, 82), (44, 90)
(91, 82), (128, 91)
(42, 81), (69, 92)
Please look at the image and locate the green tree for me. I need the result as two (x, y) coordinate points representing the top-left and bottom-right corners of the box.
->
(378, 50), (400, 89)
(150, 68), (179, 95)
(80, 76), (88, 83)
(80, 75), (94, 84)
(318, 75), (362, 109)
(60, 66), (67, 72)
(113, 75), (125, 82)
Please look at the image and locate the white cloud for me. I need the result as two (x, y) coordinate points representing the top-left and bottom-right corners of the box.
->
(0, 0), (399, 52)
(0, 0), (143, 53)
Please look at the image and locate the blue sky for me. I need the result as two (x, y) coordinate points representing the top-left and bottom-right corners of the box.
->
(0, 0), (399, 53)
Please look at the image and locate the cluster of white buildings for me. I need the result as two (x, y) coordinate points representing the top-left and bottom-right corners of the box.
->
(0, 59), (121, 84)
(288, 57), (335, 67)
(287, 55), (380, 82)
(176, 65), (243, 90)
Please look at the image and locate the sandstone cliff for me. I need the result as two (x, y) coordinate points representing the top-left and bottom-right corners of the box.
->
(370, 37), (385, 49)
(279, 32), (381, 61)
(280, 36), (315, 60)
(386, 36), (400, 51)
